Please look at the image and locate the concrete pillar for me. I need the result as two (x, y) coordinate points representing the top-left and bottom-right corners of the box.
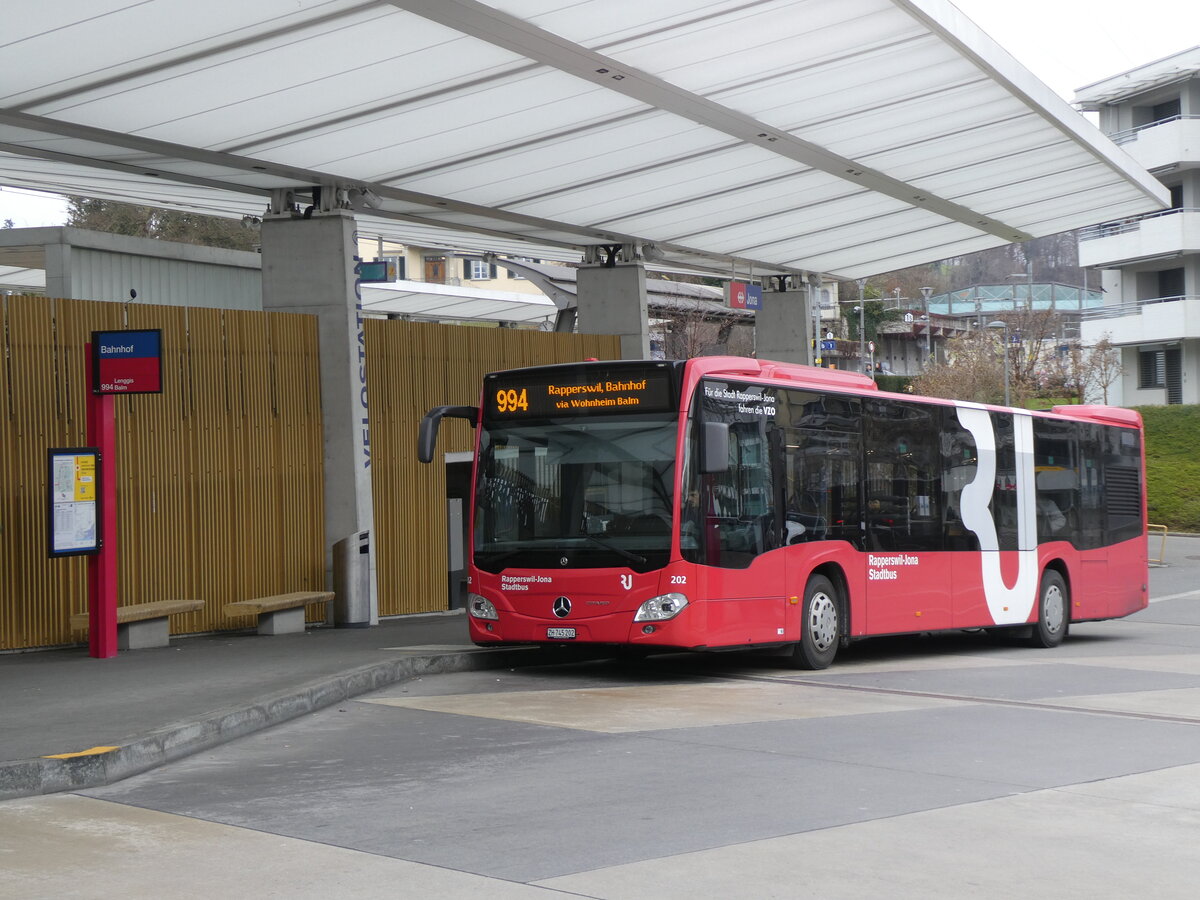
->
(576, 262), (650, 359)
(44, 240), (72, 299)
(259, 211), (375, 614)
(755, 286), (812, 365)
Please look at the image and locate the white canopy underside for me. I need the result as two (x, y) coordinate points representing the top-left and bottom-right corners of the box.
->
(0, 0), (1167, 279)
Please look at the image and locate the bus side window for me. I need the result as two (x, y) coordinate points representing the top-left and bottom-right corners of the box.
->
(1078, 424), (1106, 550)
(687, 403), (780, 569)
(988, 413), (1020, 551)
(864, 399), (944, 552)
(941, 414), (980, 552)
(784, 426), (860, 545)
(1032, 419), (1080, 545)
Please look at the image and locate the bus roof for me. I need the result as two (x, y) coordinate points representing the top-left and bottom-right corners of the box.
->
(687, 356), (879, 394)
(683, 356), (1142, 429)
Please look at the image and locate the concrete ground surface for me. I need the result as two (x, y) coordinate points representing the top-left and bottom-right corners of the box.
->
(2, 535), (1199, 898)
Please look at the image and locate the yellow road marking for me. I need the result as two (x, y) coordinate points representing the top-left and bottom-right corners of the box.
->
(42, 746), (119, 759)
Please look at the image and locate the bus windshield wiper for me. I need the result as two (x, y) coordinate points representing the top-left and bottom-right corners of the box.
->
(578, 533), (646, 565)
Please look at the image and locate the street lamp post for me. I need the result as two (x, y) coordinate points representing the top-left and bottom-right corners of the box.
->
(856, 278), (868, 377)
(920, 286), (933, 370)
(988, 320), (1011, 406)
(1007, 261), (1035, 311)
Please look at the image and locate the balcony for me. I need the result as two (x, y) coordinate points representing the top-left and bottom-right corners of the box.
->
(1078, 208), (1200, 267)
(1079, 294), (1200, 345)
(1108, 116), (1200, 173)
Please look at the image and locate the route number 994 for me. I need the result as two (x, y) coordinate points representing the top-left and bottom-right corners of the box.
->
(496, 388), (528, 413)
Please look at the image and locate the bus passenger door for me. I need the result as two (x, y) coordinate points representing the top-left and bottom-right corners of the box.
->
(697, 423), (786, 647)
(783, 425), (866, 635)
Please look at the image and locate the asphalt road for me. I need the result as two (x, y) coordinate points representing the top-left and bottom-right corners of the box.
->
(4, 536), (1200, 899)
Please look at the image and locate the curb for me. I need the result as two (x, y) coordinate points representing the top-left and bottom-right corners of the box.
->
(0, 646), (544, 802)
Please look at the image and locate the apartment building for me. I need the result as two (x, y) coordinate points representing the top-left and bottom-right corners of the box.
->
(1077, 46), (1200, 405)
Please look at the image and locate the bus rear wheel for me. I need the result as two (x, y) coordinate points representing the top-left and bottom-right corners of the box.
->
(1029, 569), (1069, 648)
(793, 574), (841, 670)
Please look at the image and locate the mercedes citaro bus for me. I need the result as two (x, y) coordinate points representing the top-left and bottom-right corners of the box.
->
(419, 356), (1147, 668)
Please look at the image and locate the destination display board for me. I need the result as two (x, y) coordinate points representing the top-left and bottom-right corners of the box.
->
(483, 364), (677, 420)
(47, 448), (101, 557)
(92, 329), (162, 394)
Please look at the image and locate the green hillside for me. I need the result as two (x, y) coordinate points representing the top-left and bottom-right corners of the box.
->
(1137, 405), (1200, 532)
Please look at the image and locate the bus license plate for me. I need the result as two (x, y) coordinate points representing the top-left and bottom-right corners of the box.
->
(547, 627), (576, 640)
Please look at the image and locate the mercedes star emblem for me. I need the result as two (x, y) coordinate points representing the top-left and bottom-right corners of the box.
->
(552, 597), (572, 618)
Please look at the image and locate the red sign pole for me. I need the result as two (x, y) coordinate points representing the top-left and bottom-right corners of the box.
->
(84, 342), (118, 658)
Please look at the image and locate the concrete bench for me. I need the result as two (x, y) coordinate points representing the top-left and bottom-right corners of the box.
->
(223, 591), (334, 635)
(69, 599), (204, 650)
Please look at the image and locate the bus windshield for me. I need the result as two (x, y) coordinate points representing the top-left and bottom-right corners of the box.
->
(473, 413), (678, 573)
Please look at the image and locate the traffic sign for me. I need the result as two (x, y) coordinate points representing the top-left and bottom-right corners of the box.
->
(91, 330), (162, 395)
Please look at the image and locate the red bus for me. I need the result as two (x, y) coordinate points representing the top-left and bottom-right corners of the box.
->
(419, 356), (1147, 668)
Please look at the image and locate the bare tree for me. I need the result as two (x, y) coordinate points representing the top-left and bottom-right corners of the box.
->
(1031, 332), (1124, 406)
(1083, 335), (1123, 404)
(910, 311), (1076, 407)
(909, 330), (1006, 404)
(994, 309), (1063, 406)
(1038, 339), (1089, 404)
(655, 298), (752, 359)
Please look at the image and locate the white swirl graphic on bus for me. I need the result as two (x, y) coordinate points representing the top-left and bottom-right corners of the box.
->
(955, 405), (1038, 625)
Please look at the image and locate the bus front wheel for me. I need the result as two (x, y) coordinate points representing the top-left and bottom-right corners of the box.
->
(1029, 569), (1069, 648)
(793, 574), (841, 670)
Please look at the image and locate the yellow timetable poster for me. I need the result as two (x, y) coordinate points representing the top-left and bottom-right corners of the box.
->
(74, 454), (96, 501)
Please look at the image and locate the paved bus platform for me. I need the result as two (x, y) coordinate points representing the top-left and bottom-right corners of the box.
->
(4, 534), (1197, 803)
(0, 612), (541, 801)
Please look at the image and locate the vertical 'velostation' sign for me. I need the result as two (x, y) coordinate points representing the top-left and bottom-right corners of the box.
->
(92, 329), (163, 394)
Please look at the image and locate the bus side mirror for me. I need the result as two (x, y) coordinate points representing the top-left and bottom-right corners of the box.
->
(701, 421), (730, 475)
(417, 405), (478, 464)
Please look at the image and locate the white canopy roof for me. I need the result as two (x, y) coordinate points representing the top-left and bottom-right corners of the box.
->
(0, 0), (1168, 279)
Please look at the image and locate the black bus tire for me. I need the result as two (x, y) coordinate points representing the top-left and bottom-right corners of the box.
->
(1029, 569), (1069, 648)
(793, 574), (841, 669)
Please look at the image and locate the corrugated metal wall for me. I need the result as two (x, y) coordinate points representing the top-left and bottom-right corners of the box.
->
(0, 295), (324, 651)
(70, 247), (262, 309)
(365, 320), (620, 615)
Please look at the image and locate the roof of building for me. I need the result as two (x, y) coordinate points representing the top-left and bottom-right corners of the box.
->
(1075, 46), (1200, 108)
(1, 1), (1168, 280)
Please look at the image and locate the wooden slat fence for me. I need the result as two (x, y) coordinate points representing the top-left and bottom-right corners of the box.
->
(0, 295), (325, 650)
(1, 301), (616, 649)
(364, 321), (620, 615)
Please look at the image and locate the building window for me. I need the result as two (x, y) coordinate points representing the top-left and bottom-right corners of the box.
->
(464, 259), (496, 280)
(1138, 350), (1165, 389)
(1157, 268), (1185, 300)
(1152, 98), (1181, 123)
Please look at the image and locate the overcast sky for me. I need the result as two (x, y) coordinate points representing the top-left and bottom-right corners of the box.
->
(952, 0), (1198, 99)
(2, 0), (1197, 229)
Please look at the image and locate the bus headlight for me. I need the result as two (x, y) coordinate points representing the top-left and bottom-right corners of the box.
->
(634, 592), (689, 622)
(467, 593), (498, 621)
